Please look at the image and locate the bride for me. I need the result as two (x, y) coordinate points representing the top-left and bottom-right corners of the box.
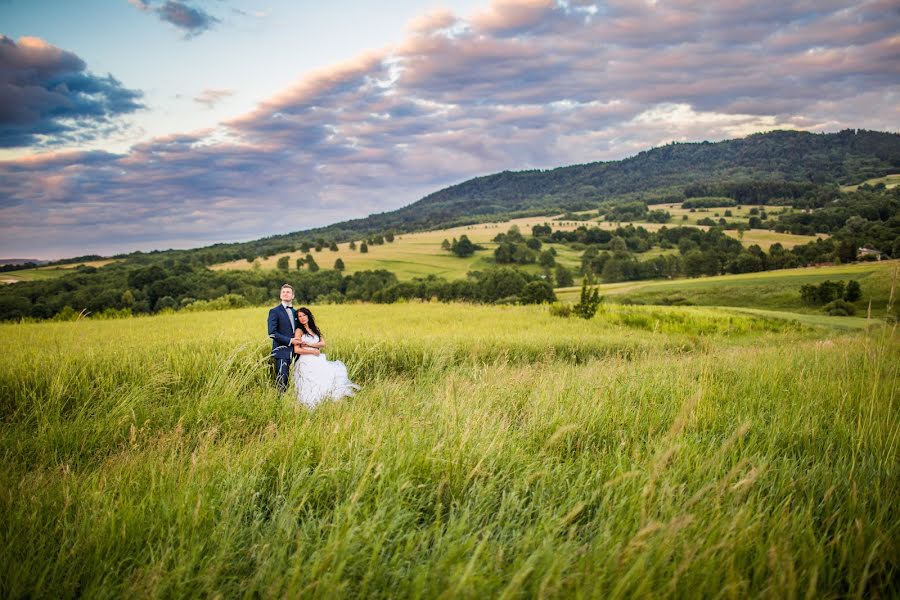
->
(292, 307), (359, 407)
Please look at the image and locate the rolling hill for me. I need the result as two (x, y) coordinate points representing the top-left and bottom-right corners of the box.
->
(140, 128), (900, 265)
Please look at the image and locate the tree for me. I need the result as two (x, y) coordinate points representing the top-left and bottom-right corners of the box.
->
(305, 254), (320, 272)
(121, 290), (135, 307)
(296, 258), (305, 270)
(154, 296), (178, 312)
(300, 242), (310, 253)
(451, 235), (480, 257)
(349, 240), (357, 250)
(844, 280), (861, 302)
(532, 224), (552, 237)
(554, 264), (574, 287)
(441, 239), (451, 251)
(276, 255), (290, 271)
(539, 249), (556, 268)
(520, 281), (556, 304)
(385, 232), (395, 242)
(573, 277), (602, 319)
(360, 242), (368, 253)
(329, 242), (339, 251)
(609, 236), (628, 255)
(334, 258), (345, 271)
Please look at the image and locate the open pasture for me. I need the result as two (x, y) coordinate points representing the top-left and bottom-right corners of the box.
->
(210, 213), (820, 281)
(645, 202), (790, 226)
(557, 260), (899, 317)
(1, 303), (897, 597)
(840, 173), (900, 192)
(210, 216), (585, 280)
(0, 260), (117, 285)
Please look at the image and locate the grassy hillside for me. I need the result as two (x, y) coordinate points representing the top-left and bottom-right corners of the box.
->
(212, 216), (586, 280)
(1, 304), (897, 597)
(108, 129), (899, 264)
(840, 173), (900, 192)
(558, 260), (899, 317)
(0, 259), (116, 284)
(211, 215), (822, 280)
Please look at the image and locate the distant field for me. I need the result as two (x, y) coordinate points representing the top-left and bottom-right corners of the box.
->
(646, 202), (791, 226)
(211, 212), (824, 280)
(557, 260), (899, 317)
(562, 208), (823, 250)
(211, 216), (586, 280)
(840, 173), (900, 192)
(0, 260), (116, 284)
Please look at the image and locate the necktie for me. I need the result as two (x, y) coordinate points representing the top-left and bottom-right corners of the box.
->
(286, 305), (295, 329)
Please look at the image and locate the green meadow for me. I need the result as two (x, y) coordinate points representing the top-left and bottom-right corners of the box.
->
(211, 217), (584, 280)
(1, 302), (897, 597)
(840, 173), (900, 192)
(558, 261), (899, 317)
(208, 214), (818, 281)
(0, 260), (117, 285)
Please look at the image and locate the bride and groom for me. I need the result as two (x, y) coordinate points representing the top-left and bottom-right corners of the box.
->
(268, 284), (359, 407)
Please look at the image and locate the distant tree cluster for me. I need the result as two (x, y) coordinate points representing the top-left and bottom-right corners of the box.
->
(492, 226), (541, 264)
(443, 235), (484, 258)
(0, 261), (561, 321)
(800, 280), (861, 305)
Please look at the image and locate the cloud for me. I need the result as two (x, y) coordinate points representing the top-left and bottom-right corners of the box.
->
(1, 0), (899, 257)
(129, 0), (219, 37)
(0, 36), (144, 148)
(193, 88), (234, 108)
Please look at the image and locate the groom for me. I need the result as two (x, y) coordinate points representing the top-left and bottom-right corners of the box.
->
(268, 283), (301, 392)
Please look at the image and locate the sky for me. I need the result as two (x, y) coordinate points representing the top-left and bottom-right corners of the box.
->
(0, 0), (898, 260)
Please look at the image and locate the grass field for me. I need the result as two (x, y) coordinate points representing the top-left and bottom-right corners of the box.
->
(0, 260), (117, 285)
(840, 173), (900, 192)
(557, 260), (899, 317)
(210, 213), (821, 281)
(211, 216), (586, 280)
(645, 202), (791, 227)
(1, 302), (898, 597)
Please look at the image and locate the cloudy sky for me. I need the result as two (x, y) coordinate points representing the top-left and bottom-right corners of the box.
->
(1, 0), (898, 259)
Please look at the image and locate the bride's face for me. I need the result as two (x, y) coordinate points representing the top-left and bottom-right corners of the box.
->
(298, 312), (309, 325)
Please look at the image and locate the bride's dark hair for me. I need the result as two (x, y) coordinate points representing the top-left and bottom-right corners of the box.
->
(297, 307), (322, 338)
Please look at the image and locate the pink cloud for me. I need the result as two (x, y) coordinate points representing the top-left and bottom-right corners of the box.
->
(2, 1), (899, 257)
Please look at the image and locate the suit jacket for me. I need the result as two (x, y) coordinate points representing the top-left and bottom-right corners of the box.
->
(268, 304), (297, 360)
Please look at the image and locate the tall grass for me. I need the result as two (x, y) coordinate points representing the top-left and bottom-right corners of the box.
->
(1, 304), (897, 597)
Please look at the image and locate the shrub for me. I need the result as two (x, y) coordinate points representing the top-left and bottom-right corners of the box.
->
(573, 278), (602, 319)
(800, 280), (846, 305)
(823, 299), (856, 316)
(182, 294), (250, 312)
(520, 281), (556, 304)
(548, 302), (573, 318)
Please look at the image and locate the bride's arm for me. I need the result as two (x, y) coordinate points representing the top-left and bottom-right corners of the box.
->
(310, 336), (325, 349)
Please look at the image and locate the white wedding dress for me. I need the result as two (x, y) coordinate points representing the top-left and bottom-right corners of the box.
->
(293, 333), (359, 407)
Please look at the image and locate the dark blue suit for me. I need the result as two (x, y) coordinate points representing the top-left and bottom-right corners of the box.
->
(268, 304), (297, 392)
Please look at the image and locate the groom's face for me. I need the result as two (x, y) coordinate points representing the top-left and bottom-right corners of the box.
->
(280, 287), (294, 303)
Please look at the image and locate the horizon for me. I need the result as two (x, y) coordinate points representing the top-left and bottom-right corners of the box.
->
(2, 0), (898, 259)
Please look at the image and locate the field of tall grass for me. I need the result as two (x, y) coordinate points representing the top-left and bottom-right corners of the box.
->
(1, 303), (897, 597)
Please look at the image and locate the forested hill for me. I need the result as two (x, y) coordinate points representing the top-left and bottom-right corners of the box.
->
(384, 129), (900, 224)
(164, 128), (897, 262)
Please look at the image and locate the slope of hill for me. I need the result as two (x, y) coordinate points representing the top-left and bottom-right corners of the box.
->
(138, 129), (900, 264)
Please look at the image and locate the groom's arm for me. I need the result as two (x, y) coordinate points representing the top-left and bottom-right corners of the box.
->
(267, 309), (293, 346)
